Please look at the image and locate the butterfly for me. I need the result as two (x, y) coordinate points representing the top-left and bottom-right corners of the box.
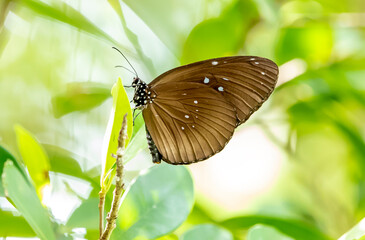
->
(115, 49), (279, 165)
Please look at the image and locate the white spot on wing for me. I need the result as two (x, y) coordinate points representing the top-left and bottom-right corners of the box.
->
(218, 86), (224, 92)
(212, 61), (218, 65)
(261, 72), (265, 75)
(204, 77), (210, 84)
(222, 77), (229, 81)
(254, 62), (259, 64)
(195, 109), (199, 112)
(192, 125), (195, 128)
(194, 100), (198, 104)
(185, 115), (189, 118)
(182, 93), (187, 95)
(250, 58), (255, 60)
(181, 127), (185, 130)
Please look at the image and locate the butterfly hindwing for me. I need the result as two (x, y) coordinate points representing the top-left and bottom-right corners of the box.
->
(142, 82), (237, 164)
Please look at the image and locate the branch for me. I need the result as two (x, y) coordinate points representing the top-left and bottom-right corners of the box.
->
(99, 114), (128, 240)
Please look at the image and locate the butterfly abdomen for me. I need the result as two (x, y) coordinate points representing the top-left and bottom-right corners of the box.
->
(146, 127), (162, 164)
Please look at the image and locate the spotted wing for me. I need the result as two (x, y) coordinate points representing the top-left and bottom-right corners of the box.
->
(149, 56), (279, 125)
(142, 82), (237, 164)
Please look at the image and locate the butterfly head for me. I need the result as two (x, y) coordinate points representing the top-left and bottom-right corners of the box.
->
(131, 77), (142, 87)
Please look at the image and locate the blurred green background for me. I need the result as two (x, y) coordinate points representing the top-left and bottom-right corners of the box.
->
(1, 0), (365, 239)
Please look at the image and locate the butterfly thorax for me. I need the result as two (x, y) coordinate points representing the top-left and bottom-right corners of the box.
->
(132, 78), (155, 109)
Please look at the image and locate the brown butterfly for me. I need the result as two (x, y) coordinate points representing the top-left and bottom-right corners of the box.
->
(117, 48), (279, 165)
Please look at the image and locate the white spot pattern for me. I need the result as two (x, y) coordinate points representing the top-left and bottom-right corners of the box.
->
(212, 61), (218, 65)
(261, 72), (265, 75)
(218, 86), (224, 92)
(194, 100), (198, 104)
(254, 62), (259, 64)
(181, 127), (185, 130)
(222, 77), (229, 81)
(204, 77), (210, 84)
(185, 115), (189, 118)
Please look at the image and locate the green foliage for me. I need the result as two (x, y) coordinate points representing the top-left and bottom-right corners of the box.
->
(14, 125), (50, 198)
(0, 209), (35, 237)
(51, 82), (110, 118)
(117, 164), (194, 239)
(246, 225), (294, 240)
(181, 0), (258, 64)
(221, 215), (333, 240)
(0, 145), (27, 196)
(181, 224), (233, 240)
(2, 161), (56, 240)
(338, 218), (365, 240)
(275, 22), (334, 65)
(1, 0), (365, 239)
(100, 78), (133, 193)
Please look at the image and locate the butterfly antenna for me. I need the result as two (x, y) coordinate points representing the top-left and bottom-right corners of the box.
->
(112, 47), (139, 78)
(115, 65), (137, 76)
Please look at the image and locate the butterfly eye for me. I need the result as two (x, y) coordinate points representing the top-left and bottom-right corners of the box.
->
(132, 77), (140, 87)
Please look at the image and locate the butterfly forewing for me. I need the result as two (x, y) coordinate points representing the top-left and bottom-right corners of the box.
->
(143, 82), (237, 164)
(140, 56), (278, 164)
(149, 56), (278, 125)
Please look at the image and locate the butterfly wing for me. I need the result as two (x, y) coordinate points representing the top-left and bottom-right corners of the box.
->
(142, 82), (237, 164)
(149, 56), (279, 125)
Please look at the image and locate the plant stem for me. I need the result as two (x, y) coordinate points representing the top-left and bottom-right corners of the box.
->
(98, 191), (105, 237)
(99, 114), (128, 240)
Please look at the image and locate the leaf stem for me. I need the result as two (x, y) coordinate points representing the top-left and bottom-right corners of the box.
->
(99, 114), (128, 240)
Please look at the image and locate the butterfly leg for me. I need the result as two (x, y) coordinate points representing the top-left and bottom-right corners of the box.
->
(145, 127), (162, 164)
(132, 109), (143, 126)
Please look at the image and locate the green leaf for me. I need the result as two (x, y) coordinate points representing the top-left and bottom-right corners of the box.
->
(181, 0), (258, 64)
(275, 22), (333, 65)
(247, 224), (294, 240)
(0, 209), (35, 237)
(16, 0), (132, 55)
(124, 125), (148, 164)
(220, 215), (332, 240)
(2, 161), (56, 240)
(51, 82), (111, 118)
(0, 145), (28, 196)
(66, 198), (99, 230)
(122, 0), (202, 56)
(15, 125), (50, 198)
(181, 224), (233, 240)
(117, 164), (194, 239)
(42, 144), (99, 187)
(107, 0), (156, 76)
(131, 111), (145, 139)
(43, 144), (84, 178)
(100, 78), (133, 192)
(338, 218), (365, 240)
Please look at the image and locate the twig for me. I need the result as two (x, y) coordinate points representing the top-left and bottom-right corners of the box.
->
(99, 114), (128, 240)
(98, 191), (105, 237)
